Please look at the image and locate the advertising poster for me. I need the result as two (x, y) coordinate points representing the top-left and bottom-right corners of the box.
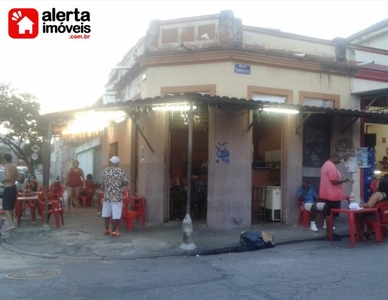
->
(357, 147), (369, 168)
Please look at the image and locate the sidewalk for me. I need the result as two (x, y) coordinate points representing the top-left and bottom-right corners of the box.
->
(0, 208), (352, 260)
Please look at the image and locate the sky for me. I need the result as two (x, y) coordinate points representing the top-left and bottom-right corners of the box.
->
(0, 1), (387, 114)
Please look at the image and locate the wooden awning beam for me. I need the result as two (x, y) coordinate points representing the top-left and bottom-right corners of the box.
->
(128, 112), (154, 153)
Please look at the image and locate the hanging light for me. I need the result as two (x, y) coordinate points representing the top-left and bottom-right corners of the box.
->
(152, 105), (197, 111)
(263, 107), (299, 114)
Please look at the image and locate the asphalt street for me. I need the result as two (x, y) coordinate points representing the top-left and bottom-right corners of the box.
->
(0, 237), (387, 299)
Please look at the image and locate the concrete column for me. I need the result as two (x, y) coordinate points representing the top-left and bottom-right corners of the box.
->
(207, 106), (252, 229)
(283, 114), (303, 225)
(137, 111), (168, 224)
(218, 10), (243, 47)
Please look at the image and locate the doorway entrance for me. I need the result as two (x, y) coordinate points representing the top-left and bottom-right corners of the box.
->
(168, 106), (209, 221)
(251, 112), (282, 223)
(361, 95), (388, 201)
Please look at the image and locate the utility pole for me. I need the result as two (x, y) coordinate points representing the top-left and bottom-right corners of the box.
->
(180, 101), (196, 250)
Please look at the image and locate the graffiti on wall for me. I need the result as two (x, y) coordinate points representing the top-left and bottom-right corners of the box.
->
(215, 142), (230, 163)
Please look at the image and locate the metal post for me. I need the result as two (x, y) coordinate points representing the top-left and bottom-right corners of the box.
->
(180, 101), (196, 250)
(42, 118), (52, 228)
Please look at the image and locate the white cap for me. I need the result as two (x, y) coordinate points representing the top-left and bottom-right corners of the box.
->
(109, 156), (120, 164)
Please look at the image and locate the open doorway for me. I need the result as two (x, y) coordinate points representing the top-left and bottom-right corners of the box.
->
(168, 106), (209, 221)
(361, 95), (388, 201)
(251, 111), (282, 223)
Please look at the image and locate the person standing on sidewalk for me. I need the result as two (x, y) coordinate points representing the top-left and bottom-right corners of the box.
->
(319, 152), (354, 241)
(65, 160), (85, 214)
(101, 156), (129, 237)
(1, 154), (19, 232)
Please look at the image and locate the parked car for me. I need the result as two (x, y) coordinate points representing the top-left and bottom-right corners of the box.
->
(17, 166), (29, 178)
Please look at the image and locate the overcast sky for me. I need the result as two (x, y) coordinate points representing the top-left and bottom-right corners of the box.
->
(0, 1), (386, 114)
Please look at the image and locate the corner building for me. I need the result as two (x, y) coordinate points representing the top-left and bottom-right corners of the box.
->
(99, 11), (388, 229)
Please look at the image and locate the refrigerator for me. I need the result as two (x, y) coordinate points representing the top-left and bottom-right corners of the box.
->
(265, 186), (281, 221)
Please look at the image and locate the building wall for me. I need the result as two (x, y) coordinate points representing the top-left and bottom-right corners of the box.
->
(100, 120), (134, 190)
(207, 106), (252, 229)
(145, 62), (352, 105)
(137, 111), (169, 224)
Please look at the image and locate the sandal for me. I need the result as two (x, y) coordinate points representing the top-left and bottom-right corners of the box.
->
(110, 231), (122, 238)
(103, 229), (111, 236)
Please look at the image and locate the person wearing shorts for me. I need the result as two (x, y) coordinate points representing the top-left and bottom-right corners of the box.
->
(101, 156), (129, 238)
(1, 154), (19, 232)
(319, 152), (354, 241)
(65, 160), (85, 214)
(297, 178), (326, 232)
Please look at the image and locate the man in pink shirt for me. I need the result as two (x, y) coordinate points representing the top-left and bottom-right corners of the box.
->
(319, 152), (354, 241)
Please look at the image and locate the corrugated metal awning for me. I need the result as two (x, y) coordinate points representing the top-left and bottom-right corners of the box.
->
(41, 92), (388, 131)
(117, 93), (388, 119)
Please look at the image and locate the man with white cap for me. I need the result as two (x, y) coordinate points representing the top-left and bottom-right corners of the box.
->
(101, 156), (129, 237)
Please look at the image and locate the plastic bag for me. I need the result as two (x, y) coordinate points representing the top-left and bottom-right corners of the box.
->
(238, 231), (275, 252)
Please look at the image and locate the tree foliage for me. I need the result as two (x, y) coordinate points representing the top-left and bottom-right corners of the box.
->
(0, 83), (42, 174)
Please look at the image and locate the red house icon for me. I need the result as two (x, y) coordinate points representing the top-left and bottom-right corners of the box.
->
(17, 16), (34, 34)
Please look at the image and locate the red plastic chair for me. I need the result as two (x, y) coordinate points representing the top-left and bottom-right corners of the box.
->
(297, 198), (324, 228)
(49, 184), (65, 207)
(362, 201), (388, 239)
(37, 193), (64, 228)
(15, 192), (38, 227)
(80, 189), (95, 207)
(121, 196), (144, 232)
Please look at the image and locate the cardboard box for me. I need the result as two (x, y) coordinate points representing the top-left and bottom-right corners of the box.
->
(262, 231), (275, 246)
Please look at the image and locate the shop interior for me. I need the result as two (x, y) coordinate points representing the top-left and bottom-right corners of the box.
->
(168, 105), (209, 221)
(361, 95), (388, 200)
(251, 111), (282, 223)
(167, 107), (284, 223)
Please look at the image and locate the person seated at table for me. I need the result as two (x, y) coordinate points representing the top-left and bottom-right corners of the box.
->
(22, 174), (41, 192)
(79, 174), (96, 207)
(80, 174), (95, 196)
(170, 174), (182, 191)
(297, 178), (326, 232)
(85, 174), (95, 190)
(361, 179), (388, 209)
(360, 179), (388, 238)
(380, 156), (388, 172)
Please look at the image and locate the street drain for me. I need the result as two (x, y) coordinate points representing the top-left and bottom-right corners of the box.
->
(6, 270), (58, 280)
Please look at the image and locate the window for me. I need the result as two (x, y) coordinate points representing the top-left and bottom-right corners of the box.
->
(299, 91), (339, 108)
(303, 97), (334, 108)
(248, 86), (293, 104)
(161, 85), (216, 96)
(252, 93), (287, 103)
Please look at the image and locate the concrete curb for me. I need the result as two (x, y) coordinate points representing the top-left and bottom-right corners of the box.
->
(0, 234), (334, 260)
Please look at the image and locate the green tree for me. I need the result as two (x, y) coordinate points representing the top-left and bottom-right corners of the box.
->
(0, 83), (41, 175)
